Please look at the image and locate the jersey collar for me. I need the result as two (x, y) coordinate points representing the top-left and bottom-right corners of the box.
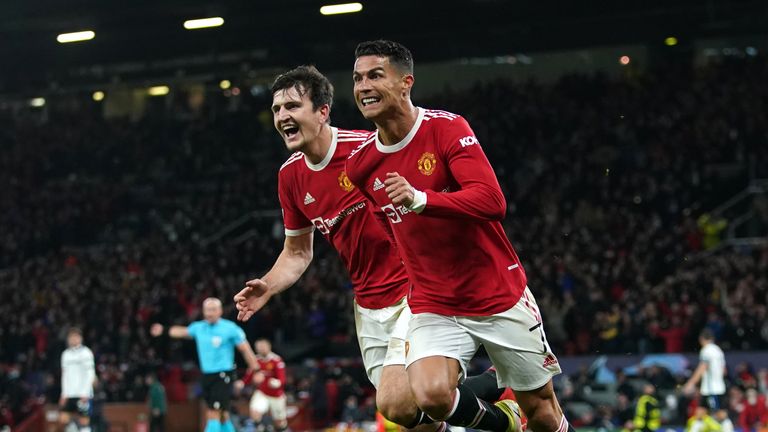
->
(305, 127), (338, 172)
(375, 107), (424, 154)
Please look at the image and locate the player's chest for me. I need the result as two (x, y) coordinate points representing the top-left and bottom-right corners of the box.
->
(364, 146), (450, 203)
(258, 360), (278, 374)
(295, 168), (365, 233)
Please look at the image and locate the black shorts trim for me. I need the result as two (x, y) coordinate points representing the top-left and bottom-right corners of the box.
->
(62, 398), (92, 417)
(200, 370), (235, 411)
(700, 394), (725, 411)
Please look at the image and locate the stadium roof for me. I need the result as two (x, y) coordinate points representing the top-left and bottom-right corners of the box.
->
(1, 0), (766, 92)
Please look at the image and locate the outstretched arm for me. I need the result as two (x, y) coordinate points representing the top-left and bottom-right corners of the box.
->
(150, 324), (191, 339)
(234, 232), (314, 321)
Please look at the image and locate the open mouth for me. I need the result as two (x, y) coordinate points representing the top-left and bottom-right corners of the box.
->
(361, 96), (381, 107)
(282, 124), (300, 139)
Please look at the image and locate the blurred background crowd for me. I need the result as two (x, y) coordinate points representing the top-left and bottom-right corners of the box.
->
(1, 52), (767, 429)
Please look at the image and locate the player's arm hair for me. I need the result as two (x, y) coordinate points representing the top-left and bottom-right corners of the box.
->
(261, 231), (314, 296)
(236, 341), (260, 371)
(168, 326), (191, 339)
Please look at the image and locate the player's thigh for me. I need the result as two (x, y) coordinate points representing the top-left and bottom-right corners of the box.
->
(268, 395), (288, 421)
(250, 390), (269, 416)
(354, 298), (409, 388)
(464, 287), (561, 391)
(406, 313), (479, 396)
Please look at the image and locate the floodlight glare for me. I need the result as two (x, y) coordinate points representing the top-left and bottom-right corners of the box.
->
(57, 31), (95, 43)
(320, 3), (363, 15)
(184, 17), (225, 30)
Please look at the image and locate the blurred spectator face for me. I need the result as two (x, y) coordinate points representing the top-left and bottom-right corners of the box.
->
(271, 85), (328, 153)
(746, 388), (758, 404)
(694, 406), (708, 419)
(255, 339), (271, 356)
(353, 55), (410, 122)
(202, 298), (222, 323)
(67, 329), (82, 348)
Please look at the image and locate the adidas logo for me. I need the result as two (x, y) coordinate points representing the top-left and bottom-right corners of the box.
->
(304, 193), (316, 205)
(373, 177), (385, 191)
(543, 354), (558, 368)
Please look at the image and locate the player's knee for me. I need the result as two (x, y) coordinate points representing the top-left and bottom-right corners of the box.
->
(410, 379), (454, 420)
(377, 390), (418, 426)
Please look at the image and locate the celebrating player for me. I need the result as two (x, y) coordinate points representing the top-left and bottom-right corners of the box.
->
(345, 39), (569, 432)
(59, 327), (96, 432)
(234, 65), (505, 431)
(243, 338), (288, 431)
(151, 298), (260, 432)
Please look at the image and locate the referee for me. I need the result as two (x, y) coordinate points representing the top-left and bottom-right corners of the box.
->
(151, 298), (260, 432)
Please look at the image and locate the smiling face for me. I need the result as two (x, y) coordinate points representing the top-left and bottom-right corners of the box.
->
(353, 55), (413, 122)
(272, 85), (329, 153)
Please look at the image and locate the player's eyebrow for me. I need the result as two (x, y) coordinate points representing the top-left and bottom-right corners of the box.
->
(354, 66), (385, 76)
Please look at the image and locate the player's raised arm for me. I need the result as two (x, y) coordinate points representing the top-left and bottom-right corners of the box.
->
(234, 232), (314, 321)
(150, 323), (192, 339)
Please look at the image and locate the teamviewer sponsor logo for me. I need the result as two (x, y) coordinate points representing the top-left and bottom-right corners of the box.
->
(311, 202), (367, 235)
(381, 203), (411, 224)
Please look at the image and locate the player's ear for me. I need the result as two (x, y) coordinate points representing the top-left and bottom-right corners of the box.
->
(318, 103), (331, 122)
(402, 74), (414, 94)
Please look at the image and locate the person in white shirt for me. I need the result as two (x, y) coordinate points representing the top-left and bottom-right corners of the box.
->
(683, 328), (728, 426)
(59, 327), (96, 432)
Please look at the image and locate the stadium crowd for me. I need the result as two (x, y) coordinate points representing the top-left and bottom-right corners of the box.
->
(1, 54), (767, 428)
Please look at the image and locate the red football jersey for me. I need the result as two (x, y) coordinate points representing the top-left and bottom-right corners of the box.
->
(346, 108), (526, 316)
(278, 127), (408, 309)
(243, 353), (286, 397)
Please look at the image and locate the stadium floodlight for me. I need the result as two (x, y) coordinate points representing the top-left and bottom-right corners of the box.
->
(320, 3), (363, 15)
(56, 30), (95, 44)
(183, 17), (225, 30)
(619, 55), (631, 65)
(30, 97), (46, 107)
(148, 86), (170, 96)
(665, 36), (678, 46)
(219, 80), (231, 90)
(93, 91), (105, 101)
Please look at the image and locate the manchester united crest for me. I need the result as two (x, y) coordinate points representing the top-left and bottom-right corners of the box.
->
(338, 171), (355, 192)
(417, 152), (437, 176)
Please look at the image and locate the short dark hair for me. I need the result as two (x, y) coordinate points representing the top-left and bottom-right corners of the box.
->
(270, 65), (334, 113)
(699, 328), (715, 341)
(355, 40), (414, 74)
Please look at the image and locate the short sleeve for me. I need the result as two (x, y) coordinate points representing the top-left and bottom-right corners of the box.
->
(278, 171), (313, 236)
(231, 322), (247, 345)
(187, 321), (202, 338)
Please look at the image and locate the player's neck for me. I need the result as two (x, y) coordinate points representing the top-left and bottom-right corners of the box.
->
(303, 125), (332, 165)
(376, 103), (418, 146)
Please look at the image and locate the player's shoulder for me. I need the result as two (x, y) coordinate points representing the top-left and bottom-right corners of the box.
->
(268, 352), (284, 361)
(422, 108), (464, 123)
(346, 130), (377, 161)
(336, 128), (372, 142)
(279, 152), (305, 173)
